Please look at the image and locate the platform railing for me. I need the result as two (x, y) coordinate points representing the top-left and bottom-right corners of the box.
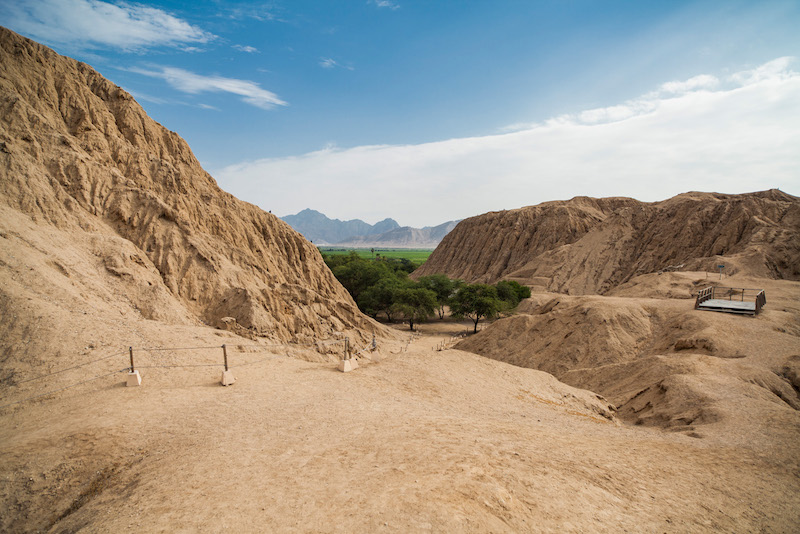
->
(695, 286), (766, 315)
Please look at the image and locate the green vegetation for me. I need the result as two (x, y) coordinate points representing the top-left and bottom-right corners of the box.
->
(449, 283), (504, 333)
(321, 250), (528, 331)
(416, 274), (462, 319)
(318, 247), (432, 268)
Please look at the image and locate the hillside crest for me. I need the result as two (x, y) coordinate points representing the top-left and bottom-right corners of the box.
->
(414, 190), (800, 293)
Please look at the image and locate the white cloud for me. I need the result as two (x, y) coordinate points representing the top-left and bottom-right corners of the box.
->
(370, 0), (400, 10)
(659, 74), (719, 94)
(319, 57), (354, 71)
(129, 66), (287, 110)
(216, 58), (799, 227)
(729, 56), (795, 85)
(233, 44), (259, 53)
(0, 0), (214, 51)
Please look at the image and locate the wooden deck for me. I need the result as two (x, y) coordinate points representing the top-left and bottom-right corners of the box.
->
(697, 299), (757, 314)
(695, 286), (765, 316)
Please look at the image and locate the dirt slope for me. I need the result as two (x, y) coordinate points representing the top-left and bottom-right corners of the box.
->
(414, 191), (800, 294)
(0, 26), (386, 348)
(457, 272), (800, 437)
(2, 325), (799, 533)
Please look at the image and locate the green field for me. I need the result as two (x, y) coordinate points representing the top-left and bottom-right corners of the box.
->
(318, 247), (432, 264)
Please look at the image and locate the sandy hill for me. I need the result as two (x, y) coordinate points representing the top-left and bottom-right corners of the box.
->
(2, 27), (800, 533)
(0, 27), (387, 348)
(414, 191), (800, 293)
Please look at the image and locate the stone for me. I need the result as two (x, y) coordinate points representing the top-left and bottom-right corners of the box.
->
(126, 370), (141, 387)
(221, 369), (236, 386)
(338, 358), (358, 373)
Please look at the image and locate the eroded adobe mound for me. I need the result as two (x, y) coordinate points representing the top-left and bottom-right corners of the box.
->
(415, 191), (800, 294)
(0, 27), (387, 347)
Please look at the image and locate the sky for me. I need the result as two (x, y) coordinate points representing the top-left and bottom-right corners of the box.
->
(1, 0), (799, 227)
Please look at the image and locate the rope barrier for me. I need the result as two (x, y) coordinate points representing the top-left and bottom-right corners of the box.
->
(234, 354), (285, 368)
(1, 334), (373, 408)
(139, 346), (220, 352)
(0, 368), (129, 410)
(12, 350), (127, 385)
(134, 363), (223, 369)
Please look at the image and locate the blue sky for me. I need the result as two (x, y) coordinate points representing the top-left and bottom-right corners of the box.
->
(1, 0), (799, 226)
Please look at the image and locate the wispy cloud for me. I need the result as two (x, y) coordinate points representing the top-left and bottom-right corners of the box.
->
(216, 58), (799, 227)
(129, 66), (287, 110)
(319, 57), (354, 70)
(220, 4), (283, 22)
(503, 58), (793, 132)
(370, 0), (400, 10)
(0, 0), (214, 51)
(233, 44), (259, 53)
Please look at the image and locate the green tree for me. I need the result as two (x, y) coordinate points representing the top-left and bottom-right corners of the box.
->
(392, 286), (438, 331)
(357, 275), (405, 320)
(495, 280), (531, 308)
(332, 259), (394, 301)
(417, 274), (457, 319)
(449, 283), (503, 333)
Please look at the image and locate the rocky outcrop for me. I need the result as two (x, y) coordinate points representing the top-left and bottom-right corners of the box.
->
(0, 27), (386, 344)
(414, 191), (800, 294)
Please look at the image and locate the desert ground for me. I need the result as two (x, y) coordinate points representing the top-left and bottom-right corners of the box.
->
(2, 274), (799, 532)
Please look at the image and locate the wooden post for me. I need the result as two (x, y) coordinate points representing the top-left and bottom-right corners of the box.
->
(222, 344), (228, 371)
(129, 346), (134, 372)
(345, 337), (350, 359)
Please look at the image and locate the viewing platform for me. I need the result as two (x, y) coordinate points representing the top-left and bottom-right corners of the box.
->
(695, 286), (766, 316)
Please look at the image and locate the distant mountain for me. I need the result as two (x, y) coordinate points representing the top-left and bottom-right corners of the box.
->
(281, 209), (400, 244)
(336, 220), (460, 249)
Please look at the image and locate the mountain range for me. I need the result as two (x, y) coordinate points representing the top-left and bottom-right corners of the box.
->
(281, 208), (458, 248)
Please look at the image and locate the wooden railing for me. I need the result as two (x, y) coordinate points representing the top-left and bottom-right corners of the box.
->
(695, 286), (714, 309)
(695, 286), (767, 314)
(755, 290), (766, 314)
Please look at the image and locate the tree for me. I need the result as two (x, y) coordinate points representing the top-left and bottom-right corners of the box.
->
(495, 280), (531, 308)
(332, 259), (394, 301)
(357, 276), (405, 321)
(449, 283), (503, 333)
(392, 286), (438, 331)
(416, 274), (457, 319)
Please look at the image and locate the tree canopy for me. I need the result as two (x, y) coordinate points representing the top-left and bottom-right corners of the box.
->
(416, 274), (462, 319)
(321, 251), (531, 332)
(449, 283), (504, 333)
(392, 286), (438, 330)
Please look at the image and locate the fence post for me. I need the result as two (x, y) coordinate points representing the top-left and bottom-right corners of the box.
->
(220, 344), (235, 386)
(126, 346), (141, 387)
(345, 337), (350, 359)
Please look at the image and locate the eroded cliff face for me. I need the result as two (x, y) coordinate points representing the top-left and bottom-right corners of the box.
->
(414, 190), (800, 294)
(0, 27), (384, 343)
